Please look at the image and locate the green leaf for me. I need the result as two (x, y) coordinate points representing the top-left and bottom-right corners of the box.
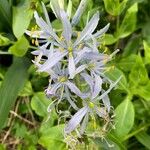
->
(0, 34), (11, 46)
(135, 132), (150, 150)
(13, 0), (34, 38)
(39, 124), (66, 150)
(117, 3), (138, 38)
(114, 95), (135, 139)
(105, 67), (128, 92)
(0, 57), (30, 131)
(0, 0), (11, 28)
(103, 0), (127, 16)
(103, 34), (118, 45)
(19, 81), (33, 97)
(129, 56), (149, 86)
(9, 36), (29, 57)
(31, 92), (51, 117)
(117, 55), (137, 72)
(131, 81), (150, 101)
(143, 40), (150, 64)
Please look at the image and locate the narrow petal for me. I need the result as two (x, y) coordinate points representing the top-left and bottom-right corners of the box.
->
(81, 73), (93, 92)
(34, 11), (64, 47)
(41, 2), (53, 28)
(74, 47), (92, 64)
(101, 91), (111, 112)
(65, 87), (79, 110)
(74, 12), (99, 46)
(60, 10), (72, 45)
(65, 106), (88, 133)
(93, 23), (110, 38)
(65, 81), (84, 98)
(80, 113), (89, 135)
(45, 82), (61, 98)
(38, 51), (67, 72)
(92, 73), (102, 99)
(71, 0), (87, 26)
(98, 76), (122, 100)
(50, 0), (61, 19)
(75, 64), (87, 75)
(85, 23), (110, 40)
(68, 54), (76, 79)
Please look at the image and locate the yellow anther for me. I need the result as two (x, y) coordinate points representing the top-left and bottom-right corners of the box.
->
(35, 39), (39, 46)
(77, 32), (80, 38)
(32, 39), (35, 45)
(78, 43), (83, 49)
(59, 35), (64, 41)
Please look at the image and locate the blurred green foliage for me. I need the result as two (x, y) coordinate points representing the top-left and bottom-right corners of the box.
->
(0, 0), (150, 149)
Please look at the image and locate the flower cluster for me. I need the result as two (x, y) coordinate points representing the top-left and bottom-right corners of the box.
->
(26, 0), (121, 136)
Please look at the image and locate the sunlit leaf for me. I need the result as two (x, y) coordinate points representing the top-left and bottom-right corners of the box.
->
(103, 34), (118, 45)
(103, 0), (128, 16)
(31, 92), (51, 117)
(9, 36), (29, 57)
(19, 81), (33, 97)
(114, 95), (135, 139)
(13, 0), (34, 38)
(117, 3), (138, 38)
(39, 124), (66, 150)
(129, 56), (149, 86)
(105, 67), (128, 92)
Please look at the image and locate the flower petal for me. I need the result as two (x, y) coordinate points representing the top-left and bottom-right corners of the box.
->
(85, 23), (110, 40)
(41, 2), (53, 28)
(34, 11), (63, 46)
(45, 82), (61, 98)
(38, 51), (67, 72)
(101, 91), (111, 112)
(50, 0), (61, 19)
(68, 54), (76, 79)
(75, 64), (87, 75)
(92, 73), (102, 99)
(65, 81), (84, 98)
(65, 87), (79, 110)
(65, 106), (88, 133)
(98, 76), (122, 100)
(80, 113), (89, 135)
(60, 10), (72, 45)
(71, 0), (87, 26)
(81, 73), (93, 92)
(74, 12), (99, 46)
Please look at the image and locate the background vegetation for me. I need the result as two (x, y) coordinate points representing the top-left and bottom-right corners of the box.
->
(0, 0), (150, 149)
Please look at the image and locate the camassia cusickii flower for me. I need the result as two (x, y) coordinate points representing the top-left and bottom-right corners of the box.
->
(26, 0), (121, 137)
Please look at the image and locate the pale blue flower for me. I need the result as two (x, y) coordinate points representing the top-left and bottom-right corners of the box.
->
(65, 76), (121, 134)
